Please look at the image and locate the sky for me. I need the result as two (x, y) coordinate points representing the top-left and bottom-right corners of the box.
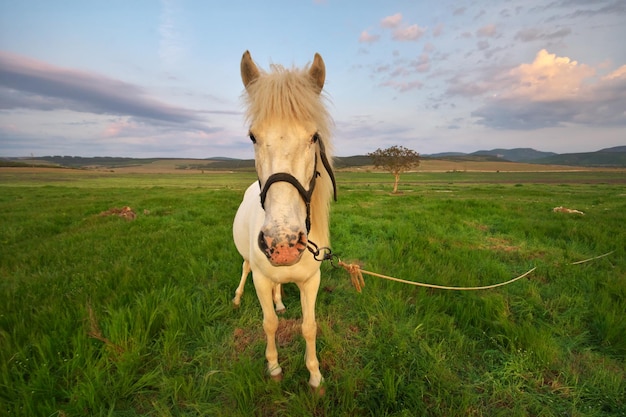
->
(1, 0), (625, 159)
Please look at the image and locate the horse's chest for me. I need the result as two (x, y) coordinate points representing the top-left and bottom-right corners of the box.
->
(252, 256), (320, 284)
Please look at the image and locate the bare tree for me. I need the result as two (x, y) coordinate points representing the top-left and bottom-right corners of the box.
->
(368, 145), (420, 193)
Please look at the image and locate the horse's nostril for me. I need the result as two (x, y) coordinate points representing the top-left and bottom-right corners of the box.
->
(296, 232), (307, 252)
(258, 231), (272, 259)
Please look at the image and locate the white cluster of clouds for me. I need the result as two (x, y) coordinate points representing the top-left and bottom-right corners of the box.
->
(357, 7), (626, 134)
(359, 12), (427, 44)
(358, 13), (435, 93)
(451, 49), (626, 130)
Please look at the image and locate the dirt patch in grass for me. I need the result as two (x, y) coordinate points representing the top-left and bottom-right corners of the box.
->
(464, 220), (490, 232)
(233, 318), (307, 353)
(99, 206), (137, 220)
(483, 237), (520, 252)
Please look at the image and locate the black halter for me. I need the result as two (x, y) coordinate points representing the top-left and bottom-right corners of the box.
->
(258, 136), (337, 233)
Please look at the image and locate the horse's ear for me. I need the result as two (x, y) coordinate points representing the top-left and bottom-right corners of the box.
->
(309, 53), (325, 94)
(241, 50), (260, 89)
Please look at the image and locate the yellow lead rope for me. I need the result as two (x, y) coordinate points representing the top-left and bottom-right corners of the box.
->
(337, 250), (615, 293)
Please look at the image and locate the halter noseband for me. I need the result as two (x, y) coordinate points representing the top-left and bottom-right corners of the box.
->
(258, 135), (337, 233)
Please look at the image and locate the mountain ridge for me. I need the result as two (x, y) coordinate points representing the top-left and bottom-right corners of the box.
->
(3, 146), (625, 168)
(425, 146), (625, 167)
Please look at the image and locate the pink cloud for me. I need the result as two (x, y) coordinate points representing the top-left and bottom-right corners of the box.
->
(393, 24), (426, 41)
(381, 13), (403, 28)
(505, 49), (596, 101)
(359, 30), (380, 44)
(601, 64), (626, 81)
(390, 66), (409, 77)
(381, 79), (423, 92)
(448, 49), (598, 102)
(102, 119), (136, 138)
(456, 49), (626, 130)
(411, 54), (430, 72)
(368, 13), (427, 42)
(432, 23), (444, 37)
(477, 24), (497, 37)
(1, 123), (20, 133)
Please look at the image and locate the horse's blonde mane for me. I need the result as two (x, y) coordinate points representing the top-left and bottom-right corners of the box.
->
(243, 63), (335, 246)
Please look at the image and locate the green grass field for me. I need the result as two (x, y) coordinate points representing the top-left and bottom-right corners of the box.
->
(1, 169), (625, 416)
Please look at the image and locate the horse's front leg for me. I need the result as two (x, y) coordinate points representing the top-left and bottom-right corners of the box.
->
(298, 271), (323, 390)
(252, 274), (282, 380)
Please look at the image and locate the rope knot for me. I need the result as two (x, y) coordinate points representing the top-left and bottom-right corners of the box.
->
(338, 261), (365, 293)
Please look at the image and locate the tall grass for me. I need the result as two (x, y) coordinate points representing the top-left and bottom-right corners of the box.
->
(0, 171), (624, 416)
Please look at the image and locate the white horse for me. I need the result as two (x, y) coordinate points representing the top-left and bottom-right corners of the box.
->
(232, 51), (336, 390)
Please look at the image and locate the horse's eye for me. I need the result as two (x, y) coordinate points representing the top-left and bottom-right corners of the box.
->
(249, 133), (257, 144)
(311, 133), (320, 144)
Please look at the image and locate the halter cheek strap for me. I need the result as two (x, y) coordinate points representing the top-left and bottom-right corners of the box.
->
(317, 134), (337, 202)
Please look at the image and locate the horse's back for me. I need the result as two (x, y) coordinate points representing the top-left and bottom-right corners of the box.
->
(233, 182), (263, 261)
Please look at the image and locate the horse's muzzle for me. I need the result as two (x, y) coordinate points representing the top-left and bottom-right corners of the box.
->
(258, 230), (307, 266)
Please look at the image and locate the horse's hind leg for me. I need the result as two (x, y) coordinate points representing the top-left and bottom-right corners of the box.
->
(233, 260), (250, 307)
(273, 284), (286, 314)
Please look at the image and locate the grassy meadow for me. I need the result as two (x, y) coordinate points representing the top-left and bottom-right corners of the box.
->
(0, 168), (625, 416)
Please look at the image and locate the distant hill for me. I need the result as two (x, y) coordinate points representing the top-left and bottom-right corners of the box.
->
(423, 154), (506, 163)
(426, 152), (467, 158)
(4, 145), (624, 169)
(334, 155), (372, 168)
(598, 146), (626, 153)
(533, 151), (626, 167)
(471, 148), (557, 162)
(425, 148), (557, 162)
(20, 155), (163, 168)
(185, 159), (255, 170)
(426, 146), (625, 167)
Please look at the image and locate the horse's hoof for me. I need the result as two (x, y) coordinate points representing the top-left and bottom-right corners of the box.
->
(232, 299), (240, 309)
(309, 376), (325, 395)
(310, 383), (326, 396)
(270, 372), (283, 382)
(275, 307), (286, 315)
